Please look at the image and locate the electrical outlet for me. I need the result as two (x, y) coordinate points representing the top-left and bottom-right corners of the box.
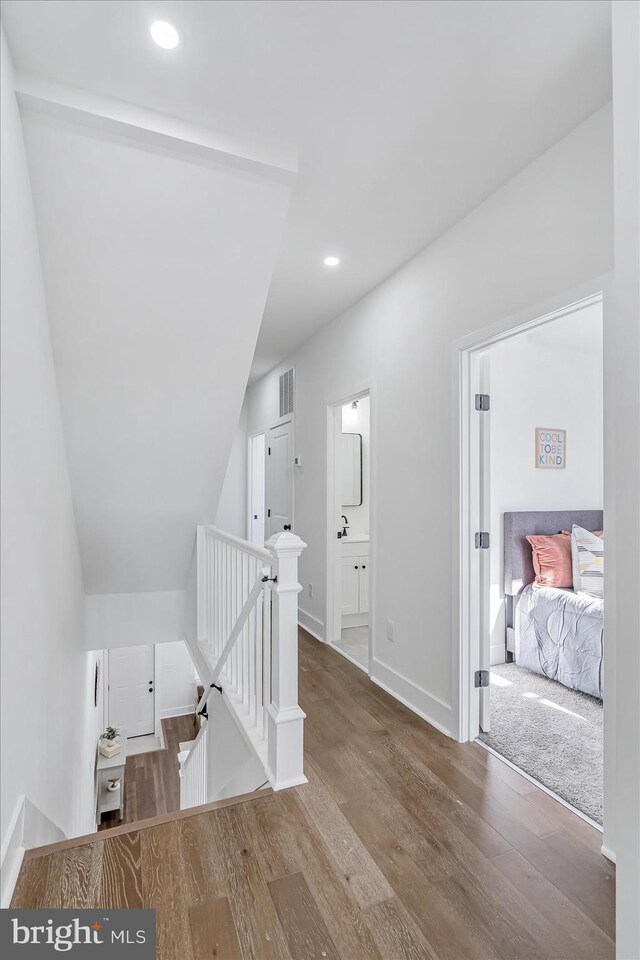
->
(386, 619), (395, 642)
(308, 582), (313, 598)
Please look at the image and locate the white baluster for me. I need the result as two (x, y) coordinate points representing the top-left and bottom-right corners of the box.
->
(249, 556), (256, 722)
(179, 721), (207, 809)
(209, 533), (214, 653)
(262, 580), (271, 740)
(242, 551), (249, 710)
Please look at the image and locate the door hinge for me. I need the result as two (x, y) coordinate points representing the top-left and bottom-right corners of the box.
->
(267, 508), (271, 517)
(268, 447), (271, 455)
(474, 669), (490, 688)
(475, 531), (490, 549)
(475, 394), (490, 411)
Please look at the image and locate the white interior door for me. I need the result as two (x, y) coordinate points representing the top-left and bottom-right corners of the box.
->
(249, 433), (266, 545)
(266, 419), (293, 538)
(108, 644), (155, 738)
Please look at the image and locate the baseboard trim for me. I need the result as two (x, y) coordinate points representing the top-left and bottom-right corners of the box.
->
(1, 795), (25, 908)
(298, 609), (325, 643)
(1, 845), (25, 908)
(370, 658), (452, 737)
(600, 844), (616, 864)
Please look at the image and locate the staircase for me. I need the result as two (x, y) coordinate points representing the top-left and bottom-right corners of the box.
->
(179, 526), (307, 809)
(3, 525), (307, 908)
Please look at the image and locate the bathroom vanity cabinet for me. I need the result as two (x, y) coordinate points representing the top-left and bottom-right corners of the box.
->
(341, 538), (369, 619)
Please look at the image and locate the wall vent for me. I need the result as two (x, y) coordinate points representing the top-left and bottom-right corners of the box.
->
(279, 368), (295, 418)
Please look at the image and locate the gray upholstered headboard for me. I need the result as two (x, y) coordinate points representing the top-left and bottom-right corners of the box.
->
(503, 509), (604, 596)
(502, 509), (603, 661)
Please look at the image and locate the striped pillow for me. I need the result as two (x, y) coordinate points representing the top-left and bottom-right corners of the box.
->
(571, 524), (604, 598)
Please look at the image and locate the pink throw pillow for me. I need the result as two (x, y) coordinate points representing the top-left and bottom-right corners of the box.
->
(526, 532), (573, 588)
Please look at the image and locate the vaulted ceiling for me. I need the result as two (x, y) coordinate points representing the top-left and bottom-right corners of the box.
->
(3, 0), (612, 380)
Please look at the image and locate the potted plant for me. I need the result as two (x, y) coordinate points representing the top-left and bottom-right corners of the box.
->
(99, 726), (121, 758)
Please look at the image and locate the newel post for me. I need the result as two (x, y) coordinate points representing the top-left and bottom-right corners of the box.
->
(265, 531), (308, 789)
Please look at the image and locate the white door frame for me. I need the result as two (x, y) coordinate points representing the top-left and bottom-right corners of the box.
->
(325, 383), (374, 673)
(453, 279), (608, 746)
(247, 431), (266, 545)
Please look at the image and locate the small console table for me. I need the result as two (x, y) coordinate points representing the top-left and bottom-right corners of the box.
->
(96, 739), (127, 823)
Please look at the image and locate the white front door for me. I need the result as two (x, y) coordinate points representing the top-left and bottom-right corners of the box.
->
(266, 419), (293, 538)
(249, 433), (266, 545)
(108, 644), (155, 738)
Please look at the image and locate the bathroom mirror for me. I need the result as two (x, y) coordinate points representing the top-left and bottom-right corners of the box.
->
(340, 432), (363, 506)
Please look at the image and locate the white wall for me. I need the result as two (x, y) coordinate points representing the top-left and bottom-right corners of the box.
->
(611, 3), (640, 955)
(246, 104), (613, 736)
(0, 31), (102, 852)
(341, 395), (370, 536)
(85, 590), (185, 650)
(488, 304), (603, 662)
(155, 641), (197, 722)
(206, 693), (265, 802)
(215, 400), (249, 538)
(105, 640), (195, 733)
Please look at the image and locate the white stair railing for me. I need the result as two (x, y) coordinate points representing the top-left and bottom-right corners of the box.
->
(178, 727), (207, 809)
(181, 526), (307, 807)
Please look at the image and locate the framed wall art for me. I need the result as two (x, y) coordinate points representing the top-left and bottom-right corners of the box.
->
(535, 428), (566, 469)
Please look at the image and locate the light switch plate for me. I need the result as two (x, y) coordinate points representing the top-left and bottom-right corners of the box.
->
(386, 619), (395, 642)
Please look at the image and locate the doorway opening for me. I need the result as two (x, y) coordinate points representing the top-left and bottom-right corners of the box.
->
(327, 390), (371, 672)
(459, 293), (604, 828)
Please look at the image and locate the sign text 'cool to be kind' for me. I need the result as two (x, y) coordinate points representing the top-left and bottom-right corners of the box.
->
(535, 428), (566, 469)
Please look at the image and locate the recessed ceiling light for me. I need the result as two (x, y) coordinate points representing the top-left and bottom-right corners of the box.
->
(150, 21), (180, 50)
(324, 256), (340, 267)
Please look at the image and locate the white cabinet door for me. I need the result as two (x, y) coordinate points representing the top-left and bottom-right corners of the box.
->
(108, 644), (155, 738)
(358, 557), (370, 614)
(341, 558), (361, 616)
(267, 419), (293, 538)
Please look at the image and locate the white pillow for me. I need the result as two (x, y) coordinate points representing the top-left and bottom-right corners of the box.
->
(571, 524), (604, 598)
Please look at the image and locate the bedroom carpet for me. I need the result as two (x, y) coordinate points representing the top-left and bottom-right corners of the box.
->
(479, 663), (603, 823)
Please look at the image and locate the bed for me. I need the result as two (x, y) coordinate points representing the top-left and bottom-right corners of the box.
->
(503, 510), (604, 699)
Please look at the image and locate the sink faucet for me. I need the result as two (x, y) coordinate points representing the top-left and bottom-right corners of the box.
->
(341, 515), (349, 537)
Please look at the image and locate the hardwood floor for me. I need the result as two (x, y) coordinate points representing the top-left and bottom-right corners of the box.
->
(13, 630), (615, 959)
(98, 714), (196, 830)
